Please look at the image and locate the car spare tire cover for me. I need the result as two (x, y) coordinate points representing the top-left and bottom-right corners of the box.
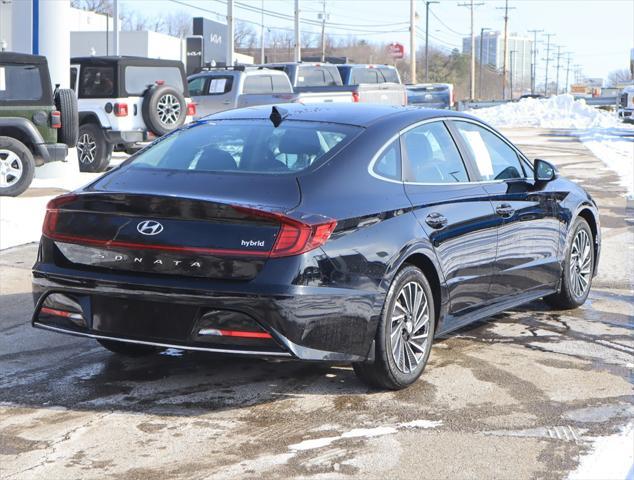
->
(54, 88), (79, 148)
(142, 84), (187, 136)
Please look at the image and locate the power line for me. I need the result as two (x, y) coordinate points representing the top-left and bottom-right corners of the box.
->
(429, 9), (468, 37)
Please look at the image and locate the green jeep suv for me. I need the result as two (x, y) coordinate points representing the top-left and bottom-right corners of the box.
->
(0, 52), (78, 196)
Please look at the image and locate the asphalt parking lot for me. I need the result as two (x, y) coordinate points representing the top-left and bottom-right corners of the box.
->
(1, 128), (632, 480)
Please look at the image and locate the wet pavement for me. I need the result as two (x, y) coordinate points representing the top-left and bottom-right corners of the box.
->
(1, 128), (632, 479)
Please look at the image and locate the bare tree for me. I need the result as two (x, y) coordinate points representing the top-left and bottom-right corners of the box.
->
(607, 68), (632, 87)
(301, 32), (317, 49)
(162, 11), (192, 38)
(71, 0), (112, 15)
(234, 21), (257, 49)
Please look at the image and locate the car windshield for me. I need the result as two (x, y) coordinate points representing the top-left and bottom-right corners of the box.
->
(126, 120), (361, 174)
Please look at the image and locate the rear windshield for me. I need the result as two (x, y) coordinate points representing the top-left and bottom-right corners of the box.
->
(378, 67), (400, 83)
(297, 66), (342, 87)
(124, 66), (184, 95)
(126, 120), (361, 174)
(0, 64), (44, 102)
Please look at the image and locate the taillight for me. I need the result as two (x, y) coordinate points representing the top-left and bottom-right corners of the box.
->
(114, 103), (128, 117)
(43, 194), (78, 237)
(186, 102), (196, 116)
(352, 91), (360, 103)
(51, 110), (61, 128)
(234, 206), (337, 258)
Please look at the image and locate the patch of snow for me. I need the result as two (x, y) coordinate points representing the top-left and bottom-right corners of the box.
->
(0, 195), (53, 250)
(288, 419), (441, 451)
(567, 422), (634, 480)
(468, 94), (622, 130)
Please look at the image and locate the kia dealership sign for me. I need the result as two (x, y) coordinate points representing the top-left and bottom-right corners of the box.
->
(388, 43), (404, 59)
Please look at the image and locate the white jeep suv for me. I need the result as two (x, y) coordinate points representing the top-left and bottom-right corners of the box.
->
(70, 56), (195, 172)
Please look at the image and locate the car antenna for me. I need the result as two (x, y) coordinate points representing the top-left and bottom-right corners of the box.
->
(269, 106), (288, 128)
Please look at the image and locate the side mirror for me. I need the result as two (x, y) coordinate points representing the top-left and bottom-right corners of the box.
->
(534, 158), (557, 182)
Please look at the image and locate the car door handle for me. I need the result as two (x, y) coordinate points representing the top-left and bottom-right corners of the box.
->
(495, 203), (515, 217)
(222, 100), (231, 105)
(425, 212), (448, 229)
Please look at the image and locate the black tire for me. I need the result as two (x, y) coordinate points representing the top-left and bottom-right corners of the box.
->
(97, 339), (159, 357)
(142, 84), (186, 136)
(543, 217), (595, 310)
(0, 136), (35, 197)
(353, 265), (436, 390)
(77, 123), (112, 173)
(54, 88), (79, 148)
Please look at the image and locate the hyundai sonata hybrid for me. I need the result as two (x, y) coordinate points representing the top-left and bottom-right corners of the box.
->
(32, 104), (600, 389)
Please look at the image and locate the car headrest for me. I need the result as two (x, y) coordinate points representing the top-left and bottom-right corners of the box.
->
(195, 147), (237, 171)
(278, 129), (322, 156)
(405, 132), (433, 163)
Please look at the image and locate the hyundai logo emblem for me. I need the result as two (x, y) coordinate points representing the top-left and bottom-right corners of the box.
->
(137, 220), (164, 236)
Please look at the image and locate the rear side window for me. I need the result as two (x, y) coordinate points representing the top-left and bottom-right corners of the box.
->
(272, 75), (292, 93)
(0, 65), (43, 101)
(208, 76), (233, 94)
(127, 120), (360, 174)
(79, 65), (115, 97)
(373, 139), (401, 181)
(351, 68), (380, 84)
(187, 77), (206, 96)
(124, 66), (184, 95)
(379, 68), (400, 83)
(243, 75), (273, 94)
(452, 121), (525, 180)
(402, 121), (469, 183)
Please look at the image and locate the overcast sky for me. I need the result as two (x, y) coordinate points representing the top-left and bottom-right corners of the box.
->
(124, 0), (633, 79)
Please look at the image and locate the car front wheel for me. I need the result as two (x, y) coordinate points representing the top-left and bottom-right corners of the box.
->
(353, 265), (435, 390)
(544, 217), (595, 309)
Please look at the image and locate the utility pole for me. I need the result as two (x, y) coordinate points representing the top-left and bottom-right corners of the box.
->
(543, 33), (555, 95)
(260, 0), (265, 63)
(425, 1), (439, 82)
(564, 53), (572, 94)
(496, 0), (516, 100)
(509, 50), (516, 100)
(319, 0), (329, 62)
(458, 0), (484, 101)
(410, 0), (417, 84)
(527, 29), (543, 95)
(479, 27), (490, 99)
(227, 0), (235, 65)
(554, 45), (562, 95)
(113, 0), (119, 56)
(294, 0), (301, 62)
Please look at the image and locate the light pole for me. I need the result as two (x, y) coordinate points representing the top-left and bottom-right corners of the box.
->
(425, 1), (439, 82)
(478, 27), (490, 99)
(509, 50), (516, 100)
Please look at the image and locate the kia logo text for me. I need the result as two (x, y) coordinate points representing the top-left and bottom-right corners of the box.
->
(137, 220), (164, 236)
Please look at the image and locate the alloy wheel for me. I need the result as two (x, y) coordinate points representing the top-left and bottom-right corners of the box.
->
(77, 133), (96, 164)
(157, 94), (181, 126)
(390, 281), (431, 374)
(569, 229), (592, 298)
(0, 149), (23, 188)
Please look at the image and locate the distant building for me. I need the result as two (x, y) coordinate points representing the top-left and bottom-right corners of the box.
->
(463, 31), (532, 90)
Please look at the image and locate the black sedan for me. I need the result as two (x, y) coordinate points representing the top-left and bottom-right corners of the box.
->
(32, 104), (600, 390)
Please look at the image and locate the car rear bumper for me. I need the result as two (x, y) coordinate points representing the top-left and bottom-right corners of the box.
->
(104, 130), (149, 145)
(41, 143), (68, 164)
(32, 265), (381, 362)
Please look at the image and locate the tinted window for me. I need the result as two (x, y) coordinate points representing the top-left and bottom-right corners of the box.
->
(0, 65), (43, 101)
(243, 75), (273, 94)
(124, 66), (183, 95)
(187, 77), (206, 96)
(272, 75), (292, 93)
(79, 66), (115, 97)
(297, 66), (341, 87)
(128, 120), (360, 174)
(373, 139), (401, 181)
(453, 121), (525, 180)
(351, 68), (380, 84)
(379, 67), (400, 83)
(402, 122), (469, 183)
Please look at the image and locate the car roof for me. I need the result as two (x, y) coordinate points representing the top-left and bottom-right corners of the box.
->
(0, 52), (48, 65)
(189, 67), (286, 78)
(71, 56), (184, 68)
(206, 103), (471, 128)
(337, 64), (395, 69)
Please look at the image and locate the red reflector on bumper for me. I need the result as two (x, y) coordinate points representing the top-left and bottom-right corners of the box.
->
(41, 306), (83, 320)
(198, 328), (272, 339)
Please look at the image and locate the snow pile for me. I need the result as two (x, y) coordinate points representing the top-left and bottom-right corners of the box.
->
(469, 94), (620, 129)
(579, 131), (634, 197)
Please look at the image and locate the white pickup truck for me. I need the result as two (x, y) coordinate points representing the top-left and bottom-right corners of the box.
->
(618, 86), (634, 124)
(189, 66), (351, 118)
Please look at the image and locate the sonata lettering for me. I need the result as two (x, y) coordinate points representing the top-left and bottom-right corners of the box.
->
(101, 255), (203, 268)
